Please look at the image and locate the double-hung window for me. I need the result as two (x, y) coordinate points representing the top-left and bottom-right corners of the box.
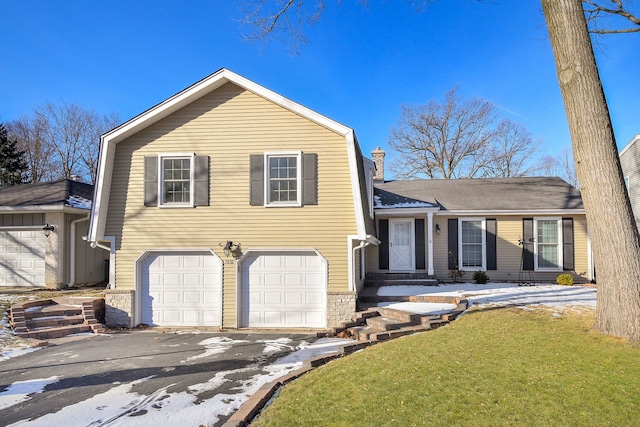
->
(534, 217), (562, 271)
(459, 218), (486, 270)
(265, 152), (301, 206)
(159, 154), (194, 207)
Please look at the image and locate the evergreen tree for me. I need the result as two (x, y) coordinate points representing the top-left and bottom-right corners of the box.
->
(0, 122), (28, 187)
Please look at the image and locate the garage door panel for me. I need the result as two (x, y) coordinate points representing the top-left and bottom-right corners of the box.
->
(183, 273), (201, 286)
(264, 311), (283, 325)
(141, 252), (222, 327)
(284, 273), (302, 287)
(241, 252), (326, 328)
(264, 292), (282, 305)
(203, 291), (219, 304)
(0, 229), (46, 287)
(305, 292), (323, 304)
(183, 291), (200, 303)
(285, 292), (303, 305)
(285, 312), (303, 324)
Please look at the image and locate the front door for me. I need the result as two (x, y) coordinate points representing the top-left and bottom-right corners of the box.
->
(389, 219), (414, 271)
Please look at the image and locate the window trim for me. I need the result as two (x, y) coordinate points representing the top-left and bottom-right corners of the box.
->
(264, 151), (302, 207)
(158, 153), (195, 208)
(458, 217), (486, 271)
(533, 217), (563, 272)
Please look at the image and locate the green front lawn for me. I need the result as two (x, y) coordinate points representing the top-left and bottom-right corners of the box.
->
(254, 308), (640, 426)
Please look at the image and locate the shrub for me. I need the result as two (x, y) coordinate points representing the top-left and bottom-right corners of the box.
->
(556, 273), (574, 286)
(472, 270), (489, 284)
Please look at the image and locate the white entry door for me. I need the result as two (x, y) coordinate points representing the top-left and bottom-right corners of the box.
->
(389, 219), (414, 271)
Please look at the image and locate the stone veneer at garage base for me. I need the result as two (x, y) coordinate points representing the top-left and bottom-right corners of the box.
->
(104, 290), (357, 329)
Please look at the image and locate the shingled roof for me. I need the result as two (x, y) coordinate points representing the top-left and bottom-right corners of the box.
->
(374, 177), (583, 211)
(0, 179), (94, 208)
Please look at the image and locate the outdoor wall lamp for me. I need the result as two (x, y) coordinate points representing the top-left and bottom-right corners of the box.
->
(435, 224), (441, 235)
(42, 224), (55, 238)
(220, 240), (242, 258)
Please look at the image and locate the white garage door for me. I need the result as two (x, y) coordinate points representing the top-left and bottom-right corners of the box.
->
(141, 251), (222, 327)
(241, 251), (326, 328)
(0, 230), (46, 287)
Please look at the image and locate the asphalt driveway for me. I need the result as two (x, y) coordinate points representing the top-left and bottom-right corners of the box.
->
(0, 330), (323, 426)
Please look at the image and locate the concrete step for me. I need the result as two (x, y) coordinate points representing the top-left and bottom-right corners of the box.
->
(20, 324), (93, 340)
(24, 305), (83, 320)
(366, 316), (414, 331)
(26, 315), (86, 329)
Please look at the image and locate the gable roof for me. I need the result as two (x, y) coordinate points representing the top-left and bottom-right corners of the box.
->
(619, 134), (640, 157)
(88, 68), (373, 242)
(0, 179), (94, 211)
(375, 177), (583, 212)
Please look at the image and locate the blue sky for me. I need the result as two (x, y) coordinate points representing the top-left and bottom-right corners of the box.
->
(1, 0), (638, 169)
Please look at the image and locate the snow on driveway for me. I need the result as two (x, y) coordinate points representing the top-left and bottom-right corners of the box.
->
(0, 284), (595, 426)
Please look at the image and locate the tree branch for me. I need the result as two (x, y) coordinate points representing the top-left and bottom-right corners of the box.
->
(583, 0), (640, 33)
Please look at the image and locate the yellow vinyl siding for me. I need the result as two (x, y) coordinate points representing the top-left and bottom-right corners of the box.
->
(367, 214), (590, 283)
(105, 83), (357, 327)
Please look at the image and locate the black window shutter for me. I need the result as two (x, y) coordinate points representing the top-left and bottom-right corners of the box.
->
(522, 218), (534, 271)
(448, 218), (458, 269)
(486, 218), (497, 270)
(249, 154), (264, 206)
(144, 156), (158, 207)
(302, 153), (318, 205)
(415, 219), (426, 269)
(194, 155), (209, 206)
(563, 218), (575, 271)
(379, 219), (389, 270)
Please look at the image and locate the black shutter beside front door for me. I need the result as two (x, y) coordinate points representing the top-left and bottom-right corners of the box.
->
(379, 219), (389, 270)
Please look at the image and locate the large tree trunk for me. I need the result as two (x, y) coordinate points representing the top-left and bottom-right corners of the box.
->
(542, 0), (640, 341)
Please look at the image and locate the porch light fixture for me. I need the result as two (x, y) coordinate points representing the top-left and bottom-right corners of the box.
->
(220, 240), (242, 258)
(435, 224), (441, 235)
(42, 224), (55, 238)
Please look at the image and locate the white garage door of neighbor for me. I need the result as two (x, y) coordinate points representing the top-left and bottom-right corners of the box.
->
(0, 230), (46, 287)
(241, 251), (326, 328)
(141, 251), (222, 326)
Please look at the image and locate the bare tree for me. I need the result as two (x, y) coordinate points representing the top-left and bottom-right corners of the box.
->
(483, 119), (543, 178)
(388, 87), (539, 179)
(537, 146), (579, 188)
(6, 114), (56, 182)
(82, 112), (120, 183)
(36, 102), (97, 181)
(543, 0), (640, 341)
(8, 103), (120, 184)
(241, 0), (640, 341)
(584, 0), (640, 34)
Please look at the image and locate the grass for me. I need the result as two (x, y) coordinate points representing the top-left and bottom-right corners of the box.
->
(253, 308), (640, 427)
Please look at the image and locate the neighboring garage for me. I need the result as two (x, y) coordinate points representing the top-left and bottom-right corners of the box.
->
(139, 251), (223, 327)
(239, 250), (327, 329)
(0, 229), (46, 286)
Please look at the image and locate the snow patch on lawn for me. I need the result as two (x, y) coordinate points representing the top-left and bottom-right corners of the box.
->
(376, 283), (597, 315)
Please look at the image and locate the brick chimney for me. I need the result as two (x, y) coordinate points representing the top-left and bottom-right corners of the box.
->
(371, 147), (386, 182)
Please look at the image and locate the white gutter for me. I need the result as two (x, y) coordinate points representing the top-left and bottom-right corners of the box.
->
(67, 214), (90, 287)
(91, 236), (116, 289)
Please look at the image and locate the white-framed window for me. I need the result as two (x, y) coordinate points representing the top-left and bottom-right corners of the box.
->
(458, 218), (486, 270)
(265, 152), (301, 206)
(534, 217), (563, 271)
(159, 153), (194, 207)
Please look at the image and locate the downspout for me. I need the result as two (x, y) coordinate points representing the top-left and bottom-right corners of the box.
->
(350, 237), (377, 292)
(68, 214), (90, 287)
(90, 236), (116, 289)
